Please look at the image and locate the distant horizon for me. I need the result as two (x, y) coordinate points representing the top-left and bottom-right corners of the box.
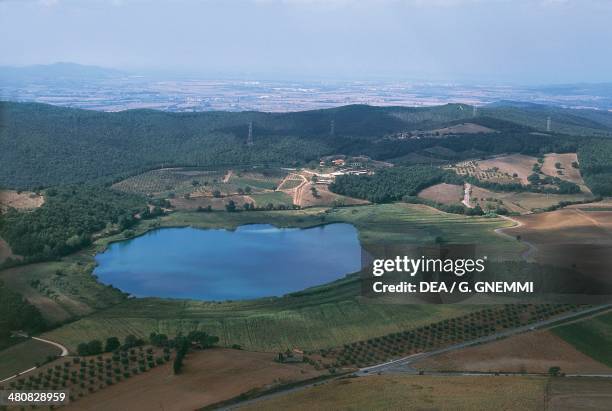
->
(1, 0), (611, 85)
(1, 61), (612, 88)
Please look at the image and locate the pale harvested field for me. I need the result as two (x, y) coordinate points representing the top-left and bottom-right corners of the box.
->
(63, 348), (321, 411)
(478, 154), (539, 185)
(432, 122), (496, 135)
(170, 195), (253, 211)
(547, 378), (612, 411)
(414, 330), (612, 374)
(0, 189), (44, 212)
(418, 183), (463, 205)
(242, 375), (546, 411)
(471, 186), (591, 214)
(505, 208), (612, 277)
(541, 153), (586, 186)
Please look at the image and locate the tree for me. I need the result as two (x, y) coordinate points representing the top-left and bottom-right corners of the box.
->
(212, 190), (222, 198)
(244, 186), (252, 194)
(105, 337), (120, 353)
(225, 200), (237, 212)
(548, 366), (561, 376)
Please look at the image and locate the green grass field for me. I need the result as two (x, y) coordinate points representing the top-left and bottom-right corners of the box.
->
(552, 311), (612, 367)
(29, 203), (522, 353)
(0, 338), (60, 380)
(249, 191), (294, 207)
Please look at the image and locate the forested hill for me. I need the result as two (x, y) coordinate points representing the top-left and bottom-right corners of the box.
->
(1, 101), (611, 189)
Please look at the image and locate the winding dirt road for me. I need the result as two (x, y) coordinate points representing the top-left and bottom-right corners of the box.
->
(494, 215), (538, 262)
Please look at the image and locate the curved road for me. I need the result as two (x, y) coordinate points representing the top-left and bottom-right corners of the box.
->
(494, 214), (538, 261)
(0, 336), (69, 384)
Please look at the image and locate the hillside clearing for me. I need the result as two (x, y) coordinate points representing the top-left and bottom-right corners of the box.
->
(478, 154), (539, 185)
(0, 190), (44, 212)
(541, 153), (588, 191)
(417, 183), (463, 205)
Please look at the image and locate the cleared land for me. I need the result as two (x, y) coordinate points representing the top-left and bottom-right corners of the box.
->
(112, 168), (285, 200)
(297, 183), (369, 208)
(541, 153), (588, 189)
(0, 338), (60, 380)
(63, 348), (321, 411)
(504, 208), (612, 278)
(414, 330), (612, 374)
(470, 186), (591, 214)
(432, 122), (496, 135)
(553, 311), (612, 367)
(478, 154), (539, 185)
(0, 189), (44, 212)
(170, 194), (254, 211)
(418, 183), (463, 205)
(242, 375), (547, 411)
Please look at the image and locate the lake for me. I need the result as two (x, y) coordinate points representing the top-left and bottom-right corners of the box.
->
(94, 223), (362, 300)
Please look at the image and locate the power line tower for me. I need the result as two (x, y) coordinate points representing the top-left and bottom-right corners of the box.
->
(546, 116), (551, 132)
(247, 121), (254, 146)
(472, 105), (477, 117)
(330, 119), (335, 136)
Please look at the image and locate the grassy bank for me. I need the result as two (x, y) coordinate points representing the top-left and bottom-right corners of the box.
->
(3, 203), (522, 353)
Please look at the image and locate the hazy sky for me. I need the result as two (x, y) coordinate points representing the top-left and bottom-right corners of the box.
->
(1, 0), (611, 84)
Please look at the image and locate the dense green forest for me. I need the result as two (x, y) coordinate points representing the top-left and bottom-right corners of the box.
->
(329, 166), (446, 203)
(578, 139), (612, 196)
(3, 101), (612, 189)
(0, 281), (47, 343)
(1, 101), (611, 194)
(0, 186), (146, 261)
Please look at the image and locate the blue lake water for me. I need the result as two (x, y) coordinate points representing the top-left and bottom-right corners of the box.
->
(94, 223), (362, 301)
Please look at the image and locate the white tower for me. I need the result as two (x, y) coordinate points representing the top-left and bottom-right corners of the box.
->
(330, 119), (335, 136)
(546, 117), (551, 132)
(247, 122), (254, 146)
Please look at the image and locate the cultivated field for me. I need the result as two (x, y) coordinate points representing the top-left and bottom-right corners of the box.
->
(170, 194), (254, 211)
(63, 348), (321, 411)
(0, 338), (60, 380)
(0, 189), (44, 212)
(547, 377), (612, 411)
(418, 183), (463, 205)
(470, 186), (592, 214)
(477, 154), (539, 184)
(553, 311), (612, 367)
(242, 375), (547, 411)
(504, 208), (612, 277)
(414, 329), (612, 374)
(112, 168), (285, 199)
